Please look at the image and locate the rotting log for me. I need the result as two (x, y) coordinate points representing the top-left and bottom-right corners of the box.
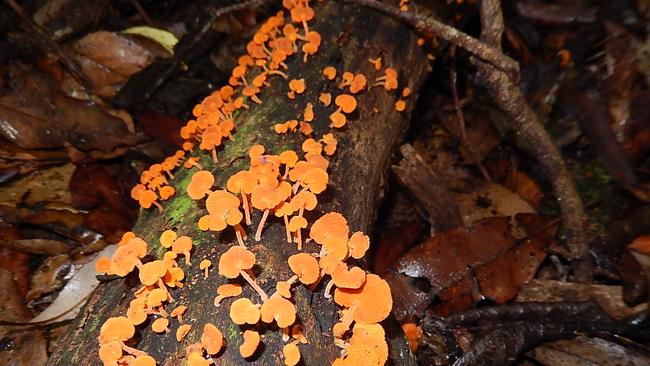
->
(48, 2), (428, 365)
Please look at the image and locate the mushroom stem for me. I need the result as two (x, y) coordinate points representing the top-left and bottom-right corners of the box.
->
(283, 215), (291, 243)
(286, 275), (298, 285)
(296, 228), (303, 250)
(214, 295), (225, 307)
(211, 149), (218, 163)
(255, 209), (270, 241)
(152, 200), (164, 212)
(240, 270), (268, 302)
(157, 278), (175, 302)
(242, 193), (252, 225)
(282, 327), (290, 342)
(323, 279), (335, 299)
(121, 342), (147, 357)
(235, 225), (246, 247)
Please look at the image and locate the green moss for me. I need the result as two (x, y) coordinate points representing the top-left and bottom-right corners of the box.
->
(226, 322), (239, 343)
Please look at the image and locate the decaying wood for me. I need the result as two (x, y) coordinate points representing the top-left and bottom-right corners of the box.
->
(48, 2), (428, 365)
(391, 144), (462, 232)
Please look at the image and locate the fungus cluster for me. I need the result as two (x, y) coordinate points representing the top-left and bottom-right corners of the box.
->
(98, 1), (407, 365)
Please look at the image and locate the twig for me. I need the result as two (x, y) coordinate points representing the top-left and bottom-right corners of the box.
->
(129, 0), (156, 27)
(5, 0), (95, 93)
(344, 0), (520, 80)
(474, 0), (590, 274)
(449, 45), (491, 181)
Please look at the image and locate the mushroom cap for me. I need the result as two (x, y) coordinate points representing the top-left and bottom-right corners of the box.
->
(99, 316), (135, 344)
(133, 355), (156, 366)
(127, 298), (147, 325)
(288, 216), (308, 232)
(98, 341), (122, 364)
(329, 111), (347, 128)
(172, 236), (192, 254)
(331, 263), (366, 289)
(206, 190), (241, 213)
(239, 330), (261, 358)
(288, 253), (320, 285)
(283, 342), (301, 366)
(309, 212), (349, 245)
(279, 150), (299, 167)
(187, 352), (211, 366)
(176, 324), (192, 342)
(276, 281), (292, 298)
(170, 305), (188, 318)
(260, 294), (297, 328)
(300, 168), (328, 194)
(323, 66), (336, 80)
(201, 323), (224, 355)
(347, 231), (370, 259)
(146, 288), (168, 307)
(217, 283), (243, 297)
(160, 230), (177, 248)
(227, 170), (257, 195)
(151, 317), (169, 333)
(199, 259), (212, 270)
(230, 298), (261, 325)
(187, 171), (215, 200)
(335, 94), (357, 113)
(139, 260), (168, 286)
(219, 246), (256, 278)
(349, 323), (388, 366)
(334, 274), (393, 324)
(319, 92), (332, 106)
(301, 138), (322, 155)
(290, 190), (317, 211)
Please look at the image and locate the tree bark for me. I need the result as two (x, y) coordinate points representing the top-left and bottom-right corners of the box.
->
(48, 2), (428, 365)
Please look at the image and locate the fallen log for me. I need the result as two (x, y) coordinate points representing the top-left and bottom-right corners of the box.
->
(48, 1), (428, 365)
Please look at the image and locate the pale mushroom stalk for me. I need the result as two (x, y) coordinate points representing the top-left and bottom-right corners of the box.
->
(240, 269), (269, 302)
(241, 192), (252, 225)
(255, 209), (270, 241)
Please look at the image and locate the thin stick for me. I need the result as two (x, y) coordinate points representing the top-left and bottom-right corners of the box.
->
(344, 0), (520, 80)
(474, 0), (590, 274)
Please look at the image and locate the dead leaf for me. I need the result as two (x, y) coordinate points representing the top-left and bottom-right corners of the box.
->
(387, 214), (555, 320)
(530, 336), (650, 366)
(26, 254), (73, 302)
(517, 279), (647, 319)
(0, 163), (75, 210)
(454, 180), (536, 225)
(0, 63), (141, 153)
(0, 268), (48, 366)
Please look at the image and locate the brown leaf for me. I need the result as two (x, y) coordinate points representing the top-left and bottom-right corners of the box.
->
(0, 221), (31, 298)
(0, 63), (141, 153)
(387, 215), (555, 320)
(517, 279), (647, 320)
(531, 336), (650, 366)
(628, 234), (650, 256)
(69, 163), (138, 242)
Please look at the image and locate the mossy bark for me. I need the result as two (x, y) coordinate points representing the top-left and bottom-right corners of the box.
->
(48, 2), (428, 365)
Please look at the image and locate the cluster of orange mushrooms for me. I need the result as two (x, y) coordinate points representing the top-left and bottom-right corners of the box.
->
(97, 1), (411, 365)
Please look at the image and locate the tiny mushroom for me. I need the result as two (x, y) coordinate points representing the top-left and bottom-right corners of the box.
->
(219, 246), (268, 301)
(199, 259), (212, 278)
(230, 297), (261, 325)
(187, 171), (215, 200)
(214, 283), (243, 306)
(239, 330), (261, 358)
(200, 323), (224, 355)
(176, 324), (192, 342)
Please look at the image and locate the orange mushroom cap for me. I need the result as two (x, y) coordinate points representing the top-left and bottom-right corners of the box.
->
(187, 171), (214, 200)
(239, 330), (261, 358)
(227, 170), (257, 195)
(176, 324), (192, 342)
(331, 262), (366, 289)
(288, 253), (320, 285)
(323, 66), (336, 80)
(347, 231), (370, 259)
(334, 274), (393, 324)
(214, 283), (243, 306)
(200, 323), (224, 355)
(319, 92), (332, 106)
(170, 305), (188, 319)
(99, 316), (135, 344)
(260, 294), (297, 328)
(335, 94), (357, 114)
(309, 212), (350, 245)
(349, 323), (388, 366)
(99, 341), (122, 365)
(151, 317), (169, 333)
(160, 230), (177, 248)
(394, 100), (406, 112)
(139, 260), (168, 286)
(133, 355), (157, 366)
(230, 297), (261, 325)
(218, 246), (256, 278)
(299, 168), (328, 194)
(283, 342), (301, 366)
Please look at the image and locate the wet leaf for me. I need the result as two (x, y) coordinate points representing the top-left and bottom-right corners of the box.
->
(530, 336), (650, 366)
(0, 63), (141, 153)
(26, 254), (73, 303)
(454, 181), (536, 225)
(0, 163), (75, 210)
(387, 214), (555, 320)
